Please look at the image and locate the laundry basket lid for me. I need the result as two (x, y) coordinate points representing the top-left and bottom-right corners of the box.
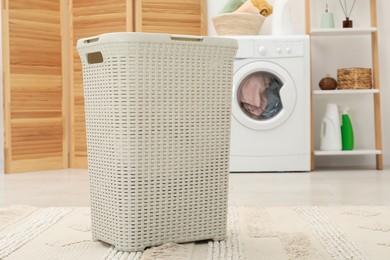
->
(77, 32), (238, 49)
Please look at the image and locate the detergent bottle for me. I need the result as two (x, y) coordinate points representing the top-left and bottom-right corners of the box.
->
(320, 103), (342, 151)
(321, 4), (335, 28)
(272, 0), (294, 35)
(340, 106), (354, 150)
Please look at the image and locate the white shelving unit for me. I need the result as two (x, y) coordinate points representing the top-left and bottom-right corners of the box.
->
(314, 150), (382, 156)
(311, 27), (377, 36)
(313, 89), (379, 95)
(305, 0), (383, 170)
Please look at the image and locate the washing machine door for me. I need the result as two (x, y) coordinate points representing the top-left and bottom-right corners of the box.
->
(232, 61), (297, 130)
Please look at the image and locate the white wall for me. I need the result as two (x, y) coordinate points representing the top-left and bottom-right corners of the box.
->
(377, 0), (390, 168)
(207, 0), (390, 167)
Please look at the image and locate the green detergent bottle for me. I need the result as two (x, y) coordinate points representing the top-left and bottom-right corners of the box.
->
(341, 106), (354, 150)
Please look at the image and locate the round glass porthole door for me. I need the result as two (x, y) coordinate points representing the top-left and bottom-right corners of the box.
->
(232, 61), (297, 131)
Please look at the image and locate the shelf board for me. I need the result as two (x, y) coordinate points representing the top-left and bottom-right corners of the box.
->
(311, 27), (377, 36)
(313, 89), (380, 95)
(314, 150), (382, 156)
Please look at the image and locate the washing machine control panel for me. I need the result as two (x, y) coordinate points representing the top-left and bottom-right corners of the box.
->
(255, 38), (305, 58)
(233, 36), (308, 59)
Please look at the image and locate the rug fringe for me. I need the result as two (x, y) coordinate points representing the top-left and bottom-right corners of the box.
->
(102, 243), (192, 260)
(142, 242), (193, 260)
(102, 246), (143, 260)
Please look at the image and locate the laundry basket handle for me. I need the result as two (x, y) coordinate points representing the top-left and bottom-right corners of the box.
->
(78, 36), (104, 64)
(82, 36), (100, 44)
(170, 34), (204, 42)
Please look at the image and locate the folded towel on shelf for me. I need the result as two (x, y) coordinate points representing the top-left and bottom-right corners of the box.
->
(234, 0), (273, 16)
(251, 0), (273, 16)
(234, 0), (259, 14)
(220, 0), (246, 13)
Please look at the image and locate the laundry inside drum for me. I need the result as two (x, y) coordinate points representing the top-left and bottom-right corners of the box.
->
(237, 71), (283, 120)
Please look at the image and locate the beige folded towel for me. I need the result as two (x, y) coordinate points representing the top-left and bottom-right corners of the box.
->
(234, 0), (259, 14)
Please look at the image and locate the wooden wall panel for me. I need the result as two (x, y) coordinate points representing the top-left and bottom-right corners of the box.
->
(2, 0), (67, 173)
(135, 0), (207, 35)
(69, 0), (128, 168)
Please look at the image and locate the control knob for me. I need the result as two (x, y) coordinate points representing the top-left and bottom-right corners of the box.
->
(257, 46), (267, 56)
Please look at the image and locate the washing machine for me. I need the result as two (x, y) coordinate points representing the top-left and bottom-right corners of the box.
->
(230, 35), (311, 172)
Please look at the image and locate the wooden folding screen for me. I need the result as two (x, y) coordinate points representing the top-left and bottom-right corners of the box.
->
(2, 0), (67, 173)
(69, 0), (207, 168)
(135, 0), (207, 35)
(3, 0), (207, 171)
(68, 0), (130, 168)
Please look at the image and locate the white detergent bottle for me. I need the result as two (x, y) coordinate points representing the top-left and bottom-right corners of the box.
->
(320, 103), (342, 151)
(272, 0), (294, 35)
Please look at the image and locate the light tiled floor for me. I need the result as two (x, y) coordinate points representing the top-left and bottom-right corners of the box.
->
(1, 168), (389, 207)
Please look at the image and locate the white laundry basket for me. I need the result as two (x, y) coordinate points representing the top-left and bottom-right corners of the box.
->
(77, 32), (238, 251)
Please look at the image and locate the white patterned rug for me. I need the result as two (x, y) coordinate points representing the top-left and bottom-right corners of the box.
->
(1, 205), (390, 259)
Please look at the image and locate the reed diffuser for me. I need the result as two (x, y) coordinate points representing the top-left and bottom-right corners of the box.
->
(339, 0), (357, 28)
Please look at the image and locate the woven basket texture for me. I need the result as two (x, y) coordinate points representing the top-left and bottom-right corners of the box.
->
(77, 33), (237, 252)
(337, 68), (372, 89)
(212, 12), (265, 35)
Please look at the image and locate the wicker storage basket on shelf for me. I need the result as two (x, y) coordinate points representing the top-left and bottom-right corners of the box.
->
(77, 32), (238, 252)
(212, 12), (265, 35)
(337, 67), (372, 89)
